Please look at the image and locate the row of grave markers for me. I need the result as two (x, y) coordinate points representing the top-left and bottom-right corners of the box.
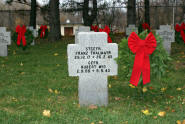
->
(126, 24), (175, 54)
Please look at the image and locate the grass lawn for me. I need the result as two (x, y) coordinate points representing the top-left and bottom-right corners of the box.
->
(0, 37), (184, 124)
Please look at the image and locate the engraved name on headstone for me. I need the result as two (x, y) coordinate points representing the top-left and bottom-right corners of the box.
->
(0, 27), (11, 57)
(126, 25), (138, 36)
(68, 32), (118, 106)
(75, 26), (90, 44)
(156, 25), (175, 54)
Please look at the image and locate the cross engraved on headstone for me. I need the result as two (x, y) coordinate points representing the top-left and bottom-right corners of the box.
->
(126, 25), (138, 36)
(156, 25), (175, 54)
(27, 26), (38, 46)
(0, 27), (11, 57)
(75, 26), (90, 44)
(68, 32), (118, 106)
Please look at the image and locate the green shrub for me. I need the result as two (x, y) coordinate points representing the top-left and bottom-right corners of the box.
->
(117, 31), (171, 83)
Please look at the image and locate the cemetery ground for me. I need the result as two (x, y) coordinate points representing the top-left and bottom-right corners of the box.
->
(0, 37), (184, 124)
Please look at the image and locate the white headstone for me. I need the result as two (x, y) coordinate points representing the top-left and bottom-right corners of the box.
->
(68, 32), (118, 106)
(156, 25), (175, 54)
(0, 27), (11, 57)
(75, 26), (90, 44)
(27, 26), (38, 46)
(126, 25), (138, 36)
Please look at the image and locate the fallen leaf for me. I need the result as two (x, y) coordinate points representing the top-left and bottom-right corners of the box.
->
(77, 104), (81, 108)
(176, 88), (182, 91)
(153, 116), (157, 119)
(20, 62), (23, 66)
(161, 88), (167, 92)
(48, 88), (53, 93)
(54, 89), (59, 94)
(54, 53), (59, 56)
(43, 110), (51, 117)
(176, 120), (181, 124)
(182, 120), (185, 124)
(109, 84), (111, 88)
(142, 87), (148, 93)
(20, 72), (25, 75)
(1, 64), (5, 67)
(99, 121), (103, 124)
(113, 76), (118, 79)
(91, 123), (95, 124)
(171, 109), (175, 112)
(89, 105), (98, 110)
(114, 97), (121, 101)
(13, 50), (16, 55)
(129, 84), (136, 88)
(56, 64), (60, 67)
(158, 111), (166, 117)
(176, 61), (180, 63)
(141, 109), (151, 115)
(12, 97), (18, 102)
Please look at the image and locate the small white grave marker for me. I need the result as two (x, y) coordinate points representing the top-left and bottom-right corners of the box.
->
(68, 32), (118, 106)
(126, 25), (138, 36)
(75, 26), (90, 44)
(156, 25), (175, 54)
(0, 27), (11, 57)
(27, 26), (38, 46)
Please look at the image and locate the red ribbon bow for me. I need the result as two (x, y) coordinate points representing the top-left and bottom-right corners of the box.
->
(40, 25), (47, 38)
(91, 25), (98, 32)
(128, 32), (157, 86)
(142, 23), (151, 31)
(16, 25), (27, 46)
(99, 25), (112, 43)
(175, 23), (185, 43)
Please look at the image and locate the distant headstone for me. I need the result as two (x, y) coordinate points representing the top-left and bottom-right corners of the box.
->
(126, 25), (138, 36)
(0, 27), (11, 57)
(27, 26), (38, 46)
(68, 32), (118, 106)
(75, 26), (90, 44)
(156, 25), (175, 54)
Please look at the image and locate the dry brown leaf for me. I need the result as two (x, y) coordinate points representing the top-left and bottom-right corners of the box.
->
(161, 88), (167, 92)
(142, 87), (148, 93)
(54, 53), (59, 56)
(114, 97), (121, 101)
(171, 109), (175, 112)
(176, 120), (181, 124)
(153, 116), (157, 119)
(129, 84), (136, 88)
(20, 62), (23, 66)
(99, 121), (103, 124)
(89, 105), (98, 110)
(182, 120), (185, 124)
(109, 84), (112, 88)
(158, 111), (166, 117)
(48, 88), (53, 93)
(43, 110), (51, 117)
(176, 88), (182, 91)
(91, 122), (95, 124)
(54, 89), (59, 94)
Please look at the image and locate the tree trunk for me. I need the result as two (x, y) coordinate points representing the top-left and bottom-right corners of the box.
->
(144, 0), (150, 25)
(29, 0), (37, 29)
(83, 0), (97, 26)
(127, 0), (136, 25)
(48, 0), (61, 42)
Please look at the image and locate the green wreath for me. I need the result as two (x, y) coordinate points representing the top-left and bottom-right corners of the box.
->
(12, 29), (34, 50)
(38, 28), (49, 39)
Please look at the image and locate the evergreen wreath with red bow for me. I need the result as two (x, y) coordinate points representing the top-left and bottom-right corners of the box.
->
(12, 25), (34, 50)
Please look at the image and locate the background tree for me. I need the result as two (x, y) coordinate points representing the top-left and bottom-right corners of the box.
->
(127, 0), (136, 25)
(144, 0), (150, 25)
(48, 0), (61, 41)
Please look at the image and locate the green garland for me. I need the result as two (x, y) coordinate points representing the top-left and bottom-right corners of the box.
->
(12, 29), (34, 50)
(117, 30), (171, 82)
(175, 31), (184, 44)
(38, 28), (49, 39)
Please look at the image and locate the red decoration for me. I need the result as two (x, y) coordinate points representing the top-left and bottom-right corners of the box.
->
(128, 32), (157, 86)
(175, 23), (185, 43)
(142, 23), (151, 31)
(40, 25), (47, 38)
(91, 25), (99, 32)
(16, 25), (27, 46)
(99, 25), (112, 43)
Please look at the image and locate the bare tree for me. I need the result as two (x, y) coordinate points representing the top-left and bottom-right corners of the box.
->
(48, 0), (61, 41)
